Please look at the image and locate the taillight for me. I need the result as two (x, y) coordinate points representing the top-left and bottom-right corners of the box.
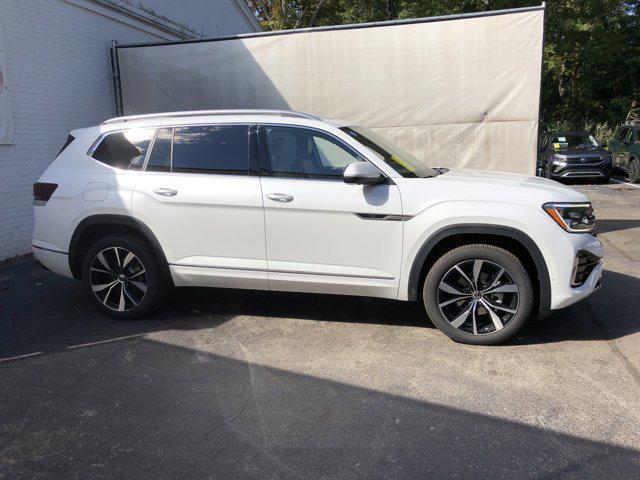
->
(33, 182), (58, 206)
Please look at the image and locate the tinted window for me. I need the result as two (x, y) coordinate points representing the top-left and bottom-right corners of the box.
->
(172, 125), (248, 175)
(92, 128), (155, 170)
(265, 126), (363, 179)
(146, 128), (173, 172)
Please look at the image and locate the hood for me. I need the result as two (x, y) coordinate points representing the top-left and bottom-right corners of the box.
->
(416, 168), (590, 205)
(552, 147), (608, 158)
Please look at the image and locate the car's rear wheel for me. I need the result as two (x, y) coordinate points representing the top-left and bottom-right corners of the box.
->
(423, 244), (533, 345)
(81, 234), (165, 319)
(629, 158), (640, 183)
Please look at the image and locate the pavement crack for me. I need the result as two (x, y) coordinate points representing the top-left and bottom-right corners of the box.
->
(207, 401), (249, 435)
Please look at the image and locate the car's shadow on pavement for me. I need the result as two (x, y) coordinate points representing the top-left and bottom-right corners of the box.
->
(1, 260), (638, 359)
(0, 259), (423, 360)
(3, 332), (640, 479)
(596, 219), (640, 233)
(517, 270), (640, 345)
(3, 260), (640, 479)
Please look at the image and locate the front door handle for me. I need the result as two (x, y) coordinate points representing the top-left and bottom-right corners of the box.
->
(153, 188), (178, 197)
(266, 193), (294, 203)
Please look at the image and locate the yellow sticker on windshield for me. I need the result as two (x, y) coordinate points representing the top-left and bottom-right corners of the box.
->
(553, 143), (561, 149)
(391, 154), (415, 172)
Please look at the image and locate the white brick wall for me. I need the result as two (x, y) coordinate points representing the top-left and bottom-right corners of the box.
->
(0, 0), (256, 260)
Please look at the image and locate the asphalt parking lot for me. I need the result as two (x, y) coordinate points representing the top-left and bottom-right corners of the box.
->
(1, 177), (640, 479)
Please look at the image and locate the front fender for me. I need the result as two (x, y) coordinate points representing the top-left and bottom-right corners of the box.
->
(400, 202), (554, 311)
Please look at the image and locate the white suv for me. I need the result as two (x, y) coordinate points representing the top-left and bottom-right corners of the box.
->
(32, 110), (603, 345)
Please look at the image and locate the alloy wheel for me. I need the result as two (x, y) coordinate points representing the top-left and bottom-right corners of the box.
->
(89, 247), (147, 312)
(437, 259), (519, 335)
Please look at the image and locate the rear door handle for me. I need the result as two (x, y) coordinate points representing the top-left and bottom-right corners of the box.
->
(153, 188), (178, 197)
(266, 193), (294, 203)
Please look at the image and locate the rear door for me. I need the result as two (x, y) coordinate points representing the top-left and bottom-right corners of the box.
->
(258, 125), (403, 299)
(132, 124), (268, 290)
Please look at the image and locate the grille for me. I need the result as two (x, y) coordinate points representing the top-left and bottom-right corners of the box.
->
(566, 157), (602, 165)
(572, 250), (601, 287)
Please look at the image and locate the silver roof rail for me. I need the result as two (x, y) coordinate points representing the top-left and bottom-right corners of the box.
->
(102, 109), (321, 125)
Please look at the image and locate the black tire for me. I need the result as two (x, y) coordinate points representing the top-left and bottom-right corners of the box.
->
(423, 244), (534, 345)
(629, 158), (640, 183)
(81, 234), (166, 319)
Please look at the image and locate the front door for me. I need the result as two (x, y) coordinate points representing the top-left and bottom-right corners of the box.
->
(258, 125), (403, 299)
(132, 124), (268, 290)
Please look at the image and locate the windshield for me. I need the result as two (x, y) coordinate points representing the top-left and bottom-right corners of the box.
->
(341, 126), (437, 178)
(550, 133), (599, 150)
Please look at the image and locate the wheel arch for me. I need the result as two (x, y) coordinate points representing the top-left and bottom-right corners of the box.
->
(68, 214), (174, 287)
(407, 224), (551, 312)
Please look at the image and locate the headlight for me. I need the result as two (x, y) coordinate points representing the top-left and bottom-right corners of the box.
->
(542, 202), (595, 233)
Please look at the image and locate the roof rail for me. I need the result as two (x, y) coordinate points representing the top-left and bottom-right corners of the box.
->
(102, 109), (321, 125)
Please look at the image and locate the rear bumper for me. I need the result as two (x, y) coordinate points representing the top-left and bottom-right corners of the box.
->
(32, 245), (73, 278)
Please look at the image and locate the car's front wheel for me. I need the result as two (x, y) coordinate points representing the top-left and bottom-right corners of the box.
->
(423, 244), (534, 345)
(81, 234), (166, 319)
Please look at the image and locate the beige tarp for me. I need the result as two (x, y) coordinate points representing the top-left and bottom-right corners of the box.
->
(117, 7), (544, 174)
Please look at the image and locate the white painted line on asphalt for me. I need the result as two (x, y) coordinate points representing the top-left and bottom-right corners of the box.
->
(610, 179), (640, 189)
(66, 333), (144, 350)
(0, 351), (43, 363)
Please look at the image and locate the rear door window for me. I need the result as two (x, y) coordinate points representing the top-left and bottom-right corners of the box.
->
(92, 128), (155, 170)
(171, 125), (249, 175)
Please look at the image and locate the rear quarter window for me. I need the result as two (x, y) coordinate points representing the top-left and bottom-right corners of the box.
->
(91, 128), (156, 170)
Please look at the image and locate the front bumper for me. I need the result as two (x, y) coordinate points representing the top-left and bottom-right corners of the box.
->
(555, 260), (603, 309)
(550, 235), (603, 310)
(550, 160), (611, 180)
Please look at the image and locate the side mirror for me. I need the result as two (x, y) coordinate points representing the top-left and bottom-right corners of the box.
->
(343, 162), (385, 185)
